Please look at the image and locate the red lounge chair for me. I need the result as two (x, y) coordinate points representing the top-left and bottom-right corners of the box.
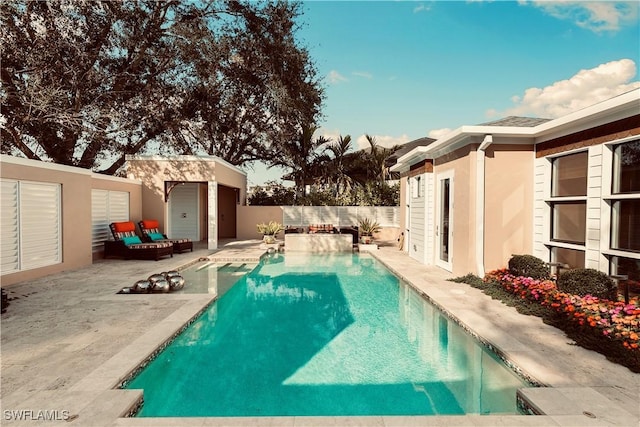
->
(138, 220), (193, 253)
(105, 221), (173, 261)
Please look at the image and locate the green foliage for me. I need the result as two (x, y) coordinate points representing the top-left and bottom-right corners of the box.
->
(452, 271), (639, 372)
(450, 274), (485, 287)
(557, 268), (617, 300)
(256, 221), (283, 236)
(1, 1), (323, 174)
(450, 274), (550, 317)
(508, 254), (550, 280)
(248, 182), (295, 206)
(358, 218), (381, 236)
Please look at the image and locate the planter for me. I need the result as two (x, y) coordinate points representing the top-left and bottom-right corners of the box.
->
(360, 235), (373, 245)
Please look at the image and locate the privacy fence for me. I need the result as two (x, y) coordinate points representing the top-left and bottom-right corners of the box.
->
(282, 206), (400, 228)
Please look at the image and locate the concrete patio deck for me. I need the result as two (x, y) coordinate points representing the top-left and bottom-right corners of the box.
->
(1, 240), (638, 426)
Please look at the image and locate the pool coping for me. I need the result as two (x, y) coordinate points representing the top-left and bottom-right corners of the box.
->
(2, 242), (638, 426)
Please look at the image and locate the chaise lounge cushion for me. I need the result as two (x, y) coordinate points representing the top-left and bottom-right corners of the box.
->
(122, 235), (143, 245)
(138, 220), (193, 253)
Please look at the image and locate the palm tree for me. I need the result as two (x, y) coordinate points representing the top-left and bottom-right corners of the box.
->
(364, 134), (398, 183)
(325, 135), (355, 200)
(274, 124), (330, 200)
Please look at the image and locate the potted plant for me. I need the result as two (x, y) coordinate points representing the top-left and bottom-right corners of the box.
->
(358, 218), (381, 244)
(257, 221), (283, 243)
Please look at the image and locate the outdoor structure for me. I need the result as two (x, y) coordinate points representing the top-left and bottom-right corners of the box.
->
(0, 154), (247, 286)
(125, 155), (247, 250)
(391, 89), (640, 278)
(0, 155), (142, 286)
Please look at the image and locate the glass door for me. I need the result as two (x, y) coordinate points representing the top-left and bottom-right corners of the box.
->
(436, 171), (453, 271)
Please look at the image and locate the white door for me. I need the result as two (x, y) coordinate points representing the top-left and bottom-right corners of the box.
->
(404, 177), (410, 252)
(435, 171), (454, 271)
(169, 183), (199, 241)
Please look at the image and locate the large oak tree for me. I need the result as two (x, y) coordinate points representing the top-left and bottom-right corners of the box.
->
(1, 0), (323, 174)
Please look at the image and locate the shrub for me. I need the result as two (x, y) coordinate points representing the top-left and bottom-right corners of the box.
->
(556, 268), (617, 300)
(508, 254), (550, 280)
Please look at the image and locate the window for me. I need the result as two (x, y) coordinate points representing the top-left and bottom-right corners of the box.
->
(552, 151), (588, 197)
(91, 190), (130, 252)
(551, 247), (585, 269)
(547, 151), (588, 267)
(613, 140), (640, 194)
(552, 202), (586, 244)
(610, 140), (640, 254)
(610, 256), (639, 284)
(611, 199), (640, 252)
(412, 176), (422, 198)
(1, 180), (62, 274)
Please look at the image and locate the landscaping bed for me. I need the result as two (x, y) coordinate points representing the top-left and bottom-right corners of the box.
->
(451, 258), (640, 373)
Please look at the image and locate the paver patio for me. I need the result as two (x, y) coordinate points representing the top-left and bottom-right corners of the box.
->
(1, 240), (638, 426)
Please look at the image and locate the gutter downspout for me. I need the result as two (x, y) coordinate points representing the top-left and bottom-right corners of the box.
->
(476, 135), (493, 277)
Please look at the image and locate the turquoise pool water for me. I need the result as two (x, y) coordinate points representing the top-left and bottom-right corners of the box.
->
(125, 253), (531, 417)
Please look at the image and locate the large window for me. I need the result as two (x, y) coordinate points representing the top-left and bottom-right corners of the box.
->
(552, 151), (589, 197)
(610, 140), (640, 254)
(548, 151), (588, 267)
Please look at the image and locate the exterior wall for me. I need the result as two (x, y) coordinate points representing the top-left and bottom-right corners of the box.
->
(483, 144), (534, 272)
(237, 205), (284, 240)
(0, 156), (141, 286)
(214, 161), (247, 205)
(434, 145), (476, 276)
(126, 157), (217, 232)
(534, 124), (640, 274)
(125, 156), (247, 245)
(91, 176), (143, 222)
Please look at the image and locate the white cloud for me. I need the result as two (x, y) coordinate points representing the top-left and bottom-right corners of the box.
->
(355, 134), (412, 150)
(523, 1), (639, 33)
(327, 70), (348, 84)
(493, 59), (640, 119)
(428, 128), (453, 139)
(352, 71), (373, 79)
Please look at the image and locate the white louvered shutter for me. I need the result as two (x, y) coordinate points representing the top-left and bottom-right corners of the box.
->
(19, 182), (61, 270)
(1, 180), (20, 274)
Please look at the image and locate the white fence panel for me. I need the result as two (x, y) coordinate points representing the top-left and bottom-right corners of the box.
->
(282, 206), (399, 228)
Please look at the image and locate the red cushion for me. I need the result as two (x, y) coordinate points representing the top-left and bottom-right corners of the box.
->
(113, 222), (136, 232)
(142, 219), (159, 229)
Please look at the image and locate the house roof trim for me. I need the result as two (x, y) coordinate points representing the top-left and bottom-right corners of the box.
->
(392, 88), (640, 171)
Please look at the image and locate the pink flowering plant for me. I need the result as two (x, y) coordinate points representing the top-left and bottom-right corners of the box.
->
(483, 268), (640, 370)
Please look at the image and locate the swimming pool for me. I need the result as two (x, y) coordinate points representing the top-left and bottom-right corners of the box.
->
(125, 252), (532, 417)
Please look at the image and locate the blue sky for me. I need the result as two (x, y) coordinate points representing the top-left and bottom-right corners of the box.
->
(244, 1), (640, 185)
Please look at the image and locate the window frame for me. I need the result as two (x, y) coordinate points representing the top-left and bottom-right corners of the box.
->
(545, 149), (589, 268)
(606, 138), (640, 257)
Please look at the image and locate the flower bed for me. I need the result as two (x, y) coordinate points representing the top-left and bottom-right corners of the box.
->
(484, 268), (640, 371)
